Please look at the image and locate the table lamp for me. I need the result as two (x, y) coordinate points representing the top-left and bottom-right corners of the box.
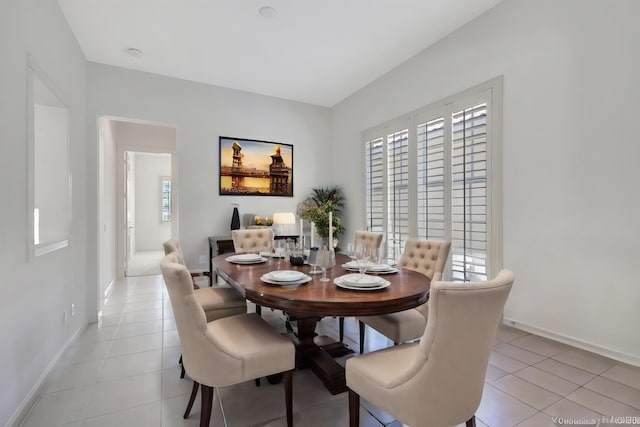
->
(272, 212), (296, 236)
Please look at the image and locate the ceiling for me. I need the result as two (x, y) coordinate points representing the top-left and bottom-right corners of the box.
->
(58, 0), (502, 107)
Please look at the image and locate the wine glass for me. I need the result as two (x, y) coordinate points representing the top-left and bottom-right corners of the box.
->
(274, 239), (286, 269)
(264, 239), (275, 268)
(284, 239), (295, 267)
(346, 242), (358, 266)
(375, 244), (387, 267)
(355, 243), (371, 277)
(307, 247), (321, 274)
(317, 249), (335, 282)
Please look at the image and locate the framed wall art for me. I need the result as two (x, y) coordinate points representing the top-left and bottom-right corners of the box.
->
(219, 136), (293, 197)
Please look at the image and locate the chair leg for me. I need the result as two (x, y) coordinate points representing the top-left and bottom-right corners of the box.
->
(178, 354), (185, 378)
(466, 416), (476, 427)
(339, 317), (345, 342)
(183, 380), (199, 419)
(285, 320), (294, 334)
(255, 378), (261, 386)
(349, 389), (360, 427)
(216, 387), (229, 427)
(358, 320), (365, 354)
(200, 384), (214, 427)
(283, 370), (293, 427)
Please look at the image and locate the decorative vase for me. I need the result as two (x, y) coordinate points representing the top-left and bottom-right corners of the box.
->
(230, 207), (240, 230)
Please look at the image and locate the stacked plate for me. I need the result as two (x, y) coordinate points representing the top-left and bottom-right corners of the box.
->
(227, 253), (268, 264)
(334, 273), (390, 291)
(341, 261), (398, 274)
(261, 270), (311, 286)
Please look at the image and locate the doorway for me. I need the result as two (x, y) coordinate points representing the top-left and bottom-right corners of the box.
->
(98, 117), (178, 293)
(123, 150), (172, 276)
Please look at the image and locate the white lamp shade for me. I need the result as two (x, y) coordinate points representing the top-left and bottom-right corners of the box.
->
(272, 212), (296, 225)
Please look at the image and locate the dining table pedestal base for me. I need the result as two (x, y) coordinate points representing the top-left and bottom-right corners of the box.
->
(294, 316), (353, 395)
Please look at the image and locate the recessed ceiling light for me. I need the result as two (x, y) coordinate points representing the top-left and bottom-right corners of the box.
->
(259, 6), (277, 18)
(126, 47), (144, 58)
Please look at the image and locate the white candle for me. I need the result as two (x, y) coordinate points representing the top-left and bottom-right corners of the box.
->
(328, 211), (333, 250)
(299, 219), (303, 247)
(310, 223), (315, 247)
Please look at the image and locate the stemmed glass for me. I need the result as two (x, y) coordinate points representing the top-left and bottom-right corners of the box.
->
(284, 239), (295, 267)
(346, 242), (358, 266)
(265, 240), (275, 268)
(355, 243), (371, 277)
(274, 240), (286, 269)
(374, 245), (387, 267)
(317, 249), (335, 282)
(307, 247), (322, 274)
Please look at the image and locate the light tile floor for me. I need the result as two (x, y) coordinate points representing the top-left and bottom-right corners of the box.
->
(21, 275), (640, 426)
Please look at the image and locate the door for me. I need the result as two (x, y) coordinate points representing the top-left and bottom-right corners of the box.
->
(123, 150), (173, 277)
(125, 151), (135, 272)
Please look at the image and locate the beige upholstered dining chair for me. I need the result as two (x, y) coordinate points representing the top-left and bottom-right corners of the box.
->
(338, 231), (384, 343)
(160, 253), (295, 427)
(163, 239), (247, 378)
(357, 239), (450, 354)
(231, 228), (274, 253)
(163, 238), (210, 288)
(354, 230), (384, 249)
(347, 270), (514, 427)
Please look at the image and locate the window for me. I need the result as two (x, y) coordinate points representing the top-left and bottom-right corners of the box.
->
(161, 177), (172, 222)
(27, 57), (71, 258)
(363, 78), (502, 281)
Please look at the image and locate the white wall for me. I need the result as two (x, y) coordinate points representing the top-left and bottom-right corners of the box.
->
(0, 1), (88, 425)
(134, 153), (172, 251)
(98, 118), (117, 306)
(331, 0), (640, 364)
(87, 64), (332, 304)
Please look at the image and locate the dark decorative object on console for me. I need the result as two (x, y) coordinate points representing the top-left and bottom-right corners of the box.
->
(230, 206), (241, 230)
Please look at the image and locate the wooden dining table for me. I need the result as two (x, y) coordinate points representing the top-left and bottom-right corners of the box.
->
(213, 252), (430, 394)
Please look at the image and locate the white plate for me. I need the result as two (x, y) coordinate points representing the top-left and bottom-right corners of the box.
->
(368, 264), (393, 272)
(341, 264), (399, 274)
(228, 253), (262, 262)
(338, 273), (385, 287)
(343, 260), (375, 269)
(334, 276), (390, 291)
(261, 274), (312, 286)
(228, 256), (268, 264)
(263, 270), (306, 282)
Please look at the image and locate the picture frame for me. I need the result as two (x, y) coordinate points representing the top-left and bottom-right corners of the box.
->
(219, 136), (293, 197)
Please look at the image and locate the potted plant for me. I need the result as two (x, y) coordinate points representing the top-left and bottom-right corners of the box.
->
(297, 186), (345, 249)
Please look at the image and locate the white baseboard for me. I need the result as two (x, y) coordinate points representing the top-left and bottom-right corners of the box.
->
(503, 317), (640, 367)
(5, 325), (85, 427)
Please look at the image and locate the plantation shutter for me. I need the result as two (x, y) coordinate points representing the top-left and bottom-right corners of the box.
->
(362, 78), (501, 281)
(364, 137), (385, 233)
(450, 103), (488, 282)
(416, 117), (446, 241)
(386, 129), (410, 262)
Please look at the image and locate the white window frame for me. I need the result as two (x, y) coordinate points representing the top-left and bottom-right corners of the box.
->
(362, 77), (503, 281)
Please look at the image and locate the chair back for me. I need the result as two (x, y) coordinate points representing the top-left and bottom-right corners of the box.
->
(160, 253), (237, 386)
(163, 238), (185, 265)
(397, 239), (450, 281)
(231, 229), (274, 253)
(354, 231), (383, 249)
(400, 270), (514, 426)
